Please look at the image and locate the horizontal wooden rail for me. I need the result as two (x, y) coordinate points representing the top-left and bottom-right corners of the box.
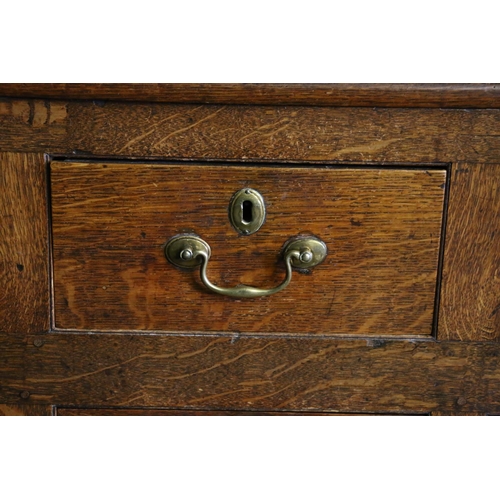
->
(1, 83), (499, 108)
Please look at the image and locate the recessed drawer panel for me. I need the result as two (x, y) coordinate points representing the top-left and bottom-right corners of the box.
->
(50, 162), (446, 337)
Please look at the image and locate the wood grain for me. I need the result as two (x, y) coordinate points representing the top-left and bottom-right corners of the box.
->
(51, 162), (446, 337)
(1, 84), (500, 108)
(1, 85), (500, 416)
(55, 408), (399, 416)
(0, 99), (68, 152)
(0, 404), (53, 416)
(66, 102), (500, 164)
(439, 163), (500, 341)
(2, 99), (500, 164)
(0, 333), (27, 402)
(0, 153), (49, 333)
(0, 333), (497, 415)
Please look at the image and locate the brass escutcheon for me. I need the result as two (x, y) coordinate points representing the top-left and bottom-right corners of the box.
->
(228, 187), (266, 235)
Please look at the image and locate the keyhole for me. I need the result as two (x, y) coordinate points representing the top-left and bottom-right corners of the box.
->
(229, 187), (265, 235)
(242, 200), (253, 223)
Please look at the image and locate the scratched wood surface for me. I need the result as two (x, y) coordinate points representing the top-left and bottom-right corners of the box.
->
(0, 153), (49, 334)
(1, 84), (500, 415)
(2, 83), (500, 108)
(1, 332), (498, 415)
(51, 162), (446, 336)
(1, 99), (500, 164)
(439, 163), (500, 341)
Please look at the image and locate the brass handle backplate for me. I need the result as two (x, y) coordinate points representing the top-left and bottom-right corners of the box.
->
(165, 235), (327, 298)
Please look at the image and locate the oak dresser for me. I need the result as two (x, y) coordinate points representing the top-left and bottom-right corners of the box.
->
(1, 84), (499, 416)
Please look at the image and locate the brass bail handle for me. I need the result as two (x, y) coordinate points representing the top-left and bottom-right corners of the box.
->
(165, 235), (327, 298)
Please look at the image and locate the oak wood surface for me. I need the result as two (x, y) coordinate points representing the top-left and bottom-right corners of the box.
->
(1, 84), (500, 415)
(1, 332), (499, 415)
(439, 163), (500, 341)
(0, 404), (53, 416)
(51, 162), (446, 337)
(0, 333), (27, 403)
(0, 153), (49, 334)
(1, 84), (500, 108)
(2, 99), (500, 164)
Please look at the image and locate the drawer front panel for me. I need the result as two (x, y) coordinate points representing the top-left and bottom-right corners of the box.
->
(50, 162), (446, 337)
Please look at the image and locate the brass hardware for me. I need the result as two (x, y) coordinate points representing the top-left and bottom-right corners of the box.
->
(280, 236), (328, 269)
(165, 235), (211, 269)
(228, 188), (266, 235)
(165, 235), (327, 298)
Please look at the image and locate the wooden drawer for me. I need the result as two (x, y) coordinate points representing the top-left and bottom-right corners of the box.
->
(3, 84), (500, 416)
(50, 161), (446, 338)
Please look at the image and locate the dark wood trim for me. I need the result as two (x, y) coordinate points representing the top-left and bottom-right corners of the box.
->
(55, 407), (413, 416)
(2, 100), (500, 164)
(3, 332), (499, 415)
(1, 84), (499, 108)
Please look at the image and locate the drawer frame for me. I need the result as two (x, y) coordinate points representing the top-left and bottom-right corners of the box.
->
(1, 85), (499, 415)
